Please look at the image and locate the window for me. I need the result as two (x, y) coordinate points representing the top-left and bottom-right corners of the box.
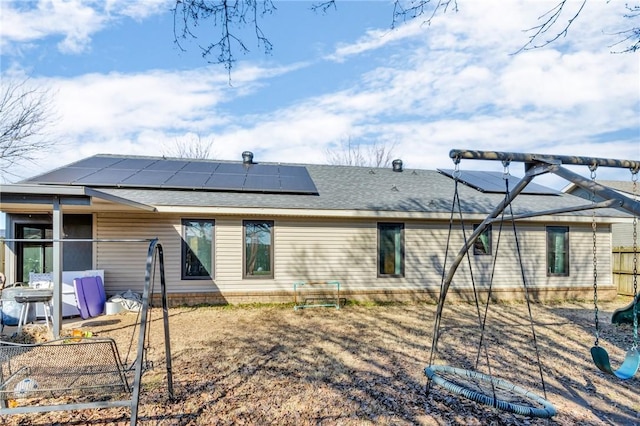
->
(17, 224), (53, 282)
(473, 224), (492, 255)
(182, 219), (214, 279)
(547, 226), (569, 276)
(14, 215), (93, 282)
(378, 223), (404, 277)
(244, 220), (274, 278)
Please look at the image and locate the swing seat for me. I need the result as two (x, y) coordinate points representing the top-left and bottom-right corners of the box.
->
(425, 365), (556, 418)
(590, 346), (640, 380)
(611, 294), (640, 325)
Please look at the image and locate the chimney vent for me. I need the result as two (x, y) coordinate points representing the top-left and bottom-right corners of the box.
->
(242, 151), (254, 164)
(392, 159), (403, 172)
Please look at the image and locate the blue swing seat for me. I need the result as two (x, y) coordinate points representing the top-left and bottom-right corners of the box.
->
(590, 346), (640, 380)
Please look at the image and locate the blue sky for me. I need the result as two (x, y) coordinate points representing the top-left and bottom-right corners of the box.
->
(1, 0), (639, 191)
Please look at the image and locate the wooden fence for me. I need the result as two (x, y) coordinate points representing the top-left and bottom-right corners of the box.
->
(613, 247), (638, 295)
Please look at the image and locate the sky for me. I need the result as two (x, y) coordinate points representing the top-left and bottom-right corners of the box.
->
(0, 0), (639, 192)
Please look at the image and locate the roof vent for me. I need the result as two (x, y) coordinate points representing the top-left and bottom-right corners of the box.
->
(242, 151), (254, 164)
(392, 159), (403, 172)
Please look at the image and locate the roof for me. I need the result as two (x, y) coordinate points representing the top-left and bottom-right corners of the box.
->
(587, 180), (636, 195)
(563, 180), (637, 196)
(3, 153), (628, 221)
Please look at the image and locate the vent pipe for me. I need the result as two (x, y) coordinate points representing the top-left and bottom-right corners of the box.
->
(242, 151), (254, 164)
(392, 159), (403, 172)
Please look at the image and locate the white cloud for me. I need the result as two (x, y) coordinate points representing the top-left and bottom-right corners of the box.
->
(47, 69), (232, 138)
(3, 0), (638, 190)
(0, 0), (171, 55)
(105, 0), (173, 21)
(325, 19), (427, 62)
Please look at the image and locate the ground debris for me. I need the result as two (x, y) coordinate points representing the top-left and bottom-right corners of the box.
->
(1, 299), (638, 425)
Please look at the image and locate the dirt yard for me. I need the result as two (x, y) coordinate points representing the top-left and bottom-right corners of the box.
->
(2, 297), (639, 425)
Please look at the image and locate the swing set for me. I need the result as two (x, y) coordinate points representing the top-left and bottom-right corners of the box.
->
(0, 238), (174, 425)
(426, 149), (640, 418)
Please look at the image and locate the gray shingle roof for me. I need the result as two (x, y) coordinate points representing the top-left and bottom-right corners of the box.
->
(597, 180), (637, 195)
(16, 153), (630, 218)
(87, 159), (627, 218)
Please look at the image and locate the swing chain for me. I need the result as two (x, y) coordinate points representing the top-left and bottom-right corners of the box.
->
(632, 169), (638, 349)
(453, 157), (461, 179)
(502, 159), (511, 180)
(591, 165), (600, 346)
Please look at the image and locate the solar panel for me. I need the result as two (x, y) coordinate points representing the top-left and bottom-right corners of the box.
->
(76, 169), (137, 185)
(280, 176), (317, 193)
(68, 156), (122, 169)
(244, 174), (281, 191)
(146, 160), (189, 171)
(245, 164), (279, 176)
(121, 171), (176, 186)
(24, 154), (319, 194)
(204, 173), (246, 190)
(438, 169), (559, 195)
(279, 165), (310, 178)
(29, 167), (95, 185)
(181, 161), (217, 173)
(163, 172), (211, 188)
(214, 163), (245, 174)
(110, 158), (157, 170)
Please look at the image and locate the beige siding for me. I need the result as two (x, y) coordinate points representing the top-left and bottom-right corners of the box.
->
(94, 213), (613, 303)
(96, 213), (182, 294)
(215, 218), (243, 283)
(453, 223), (611, 290)
(276, 219), (376, 287)
(612, 222), (637, 248)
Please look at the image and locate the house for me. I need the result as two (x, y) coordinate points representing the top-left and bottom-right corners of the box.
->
(563, 180), (637, 248)
(563, 180), (638, 296)
(0, 152), (629, 308)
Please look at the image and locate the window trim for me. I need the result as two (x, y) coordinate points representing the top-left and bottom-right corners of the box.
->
(546, 225), (570, 277)
(473, 224), (492, 256)
(181, 218), (215, 280)
(243, 220), (275, 279)
(377, 222), (405, 278)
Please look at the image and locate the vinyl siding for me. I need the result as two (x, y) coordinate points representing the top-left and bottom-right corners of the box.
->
(94, 213), (612, 301)
(275, 219), (375, 287)
(612, 223), (636, 247)
(95, 213), (182, 295)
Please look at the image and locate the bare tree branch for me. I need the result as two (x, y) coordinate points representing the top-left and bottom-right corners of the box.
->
(392, 0), (458, 29)
(163, 133), (216, 159)
(0, 79), (56, 181)
(515, 0), (586, 54)
(325, 136), (397, 168)
(173, 0), (638, 72)
(172, 0), (275, 76)
(609, 4), (640, 53)
(310, 1), (337, 14)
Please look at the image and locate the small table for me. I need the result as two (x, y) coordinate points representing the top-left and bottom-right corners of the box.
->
(14, 289), (54, 333)
(293, 280), (340, 310)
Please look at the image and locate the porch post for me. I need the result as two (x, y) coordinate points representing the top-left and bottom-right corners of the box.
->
(52, 196), (63, 337)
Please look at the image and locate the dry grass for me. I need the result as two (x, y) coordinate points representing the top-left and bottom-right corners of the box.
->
(2, 296), (639, 425)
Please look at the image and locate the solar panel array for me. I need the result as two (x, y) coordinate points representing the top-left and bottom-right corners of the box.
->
(437, 169), (559, 195)
(27, 155), (319, 195)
